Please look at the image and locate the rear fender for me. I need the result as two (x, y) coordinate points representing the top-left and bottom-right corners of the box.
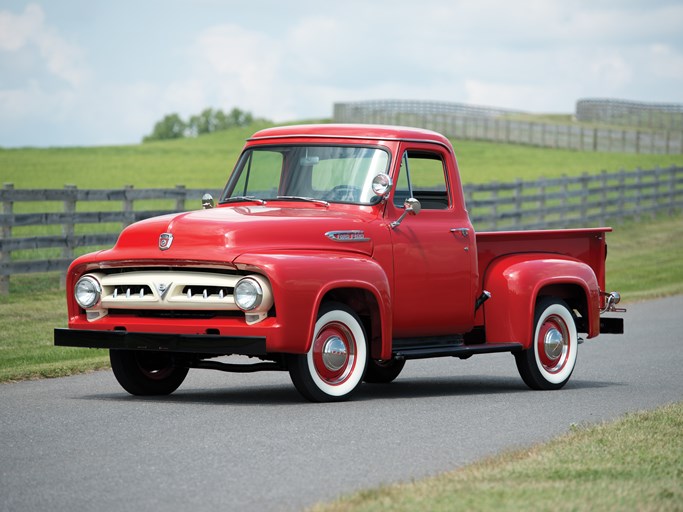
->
(233, 251), (392, 358)
(482, 254), (600, 347)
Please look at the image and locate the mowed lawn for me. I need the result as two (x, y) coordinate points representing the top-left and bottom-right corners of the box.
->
(2, 121), (683, 188)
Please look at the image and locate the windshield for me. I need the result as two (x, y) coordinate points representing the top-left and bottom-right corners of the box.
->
(221, 145), (390, 205)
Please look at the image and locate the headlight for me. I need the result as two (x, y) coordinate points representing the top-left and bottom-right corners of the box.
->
(234, 278), (263, 311)
(74, 275), (102, 309)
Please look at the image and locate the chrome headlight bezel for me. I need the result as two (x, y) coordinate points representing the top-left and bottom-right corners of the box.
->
(234, 277), (263, 311)
(74, 275), (102, 309)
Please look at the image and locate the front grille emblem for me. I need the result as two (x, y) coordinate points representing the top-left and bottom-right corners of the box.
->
(159, 233), (173, 251)
(155, 282), (171, 299)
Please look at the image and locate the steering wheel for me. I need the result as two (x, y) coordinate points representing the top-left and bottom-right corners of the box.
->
(324, 185), (361, 202)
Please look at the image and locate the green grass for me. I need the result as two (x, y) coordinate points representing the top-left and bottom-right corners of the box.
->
(309, 401), (683, 512)
(0, 278), (109, 382)
(0, 121), (273, 189)
(606, 214), (683, 300)
(2, 123), (682, 188)
(454, 140), (683, 184)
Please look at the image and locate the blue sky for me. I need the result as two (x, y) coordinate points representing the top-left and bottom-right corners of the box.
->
(1, 0), (682, 147)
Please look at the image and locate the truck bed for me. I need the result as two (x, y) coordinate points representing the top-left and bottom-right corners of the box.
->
(475, 227), (611, 293)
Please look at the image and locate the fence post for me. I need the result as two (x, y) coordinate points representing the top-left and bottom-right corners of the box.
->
(60, 185), (77, 289)
(559, 176), (568, 224)
(513, 179), (523, 228)
(1, 183), (14, 295)
(593, 128), (598, 151)
(617, 169), (626, 217)
(634, 168), (642, 220)
(490, 182), (498, 231)
(580, 172), (590, 223)
(175, 184), (186, 211)
(123, 185), (134, 227)
(600, 171), (608, 224)
(669, 166), (677, 215)
(538, 178), (546, 228)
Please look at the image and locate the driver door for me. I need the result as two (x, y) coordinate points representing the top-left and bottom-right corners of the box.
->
(388, 144), (476, 337)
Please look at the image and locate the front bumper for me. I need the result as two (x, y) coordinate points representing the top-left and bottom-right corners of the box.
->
(54, 328), (266, 356)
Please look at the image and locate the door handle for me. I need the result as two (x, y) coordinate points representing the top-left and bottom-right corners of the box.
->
(450, 228), (469, 238)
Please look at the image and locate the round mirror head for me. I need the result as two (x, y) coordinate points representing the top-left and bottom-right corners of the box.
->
(371, 173), (392, 198)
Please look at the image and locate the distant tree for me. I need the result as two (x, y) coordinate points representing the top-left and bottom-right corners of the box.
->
(188, 108), (218, 136)
(228, 107), (253, 127)
(143, 114), (186, 142)
(143, 107), (259, 142)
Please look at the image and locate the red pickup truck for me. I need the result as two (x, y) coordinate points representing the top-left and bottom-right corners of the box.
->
(55, 124), (625, 402)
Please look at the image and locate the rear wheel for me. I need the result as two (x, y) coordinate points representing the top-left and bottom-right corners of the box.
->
(109, 350), (189, 396)
(515, 298), (578, 390)
(288, 303), (367, 402)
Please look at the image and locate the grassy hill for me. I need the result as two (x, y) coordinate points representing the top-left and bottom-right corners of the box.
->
(2, 121), (682, 189)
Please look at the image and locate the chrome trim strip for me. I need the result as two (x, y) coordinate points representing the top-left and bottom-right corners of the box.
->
(325, 230), (371, 243)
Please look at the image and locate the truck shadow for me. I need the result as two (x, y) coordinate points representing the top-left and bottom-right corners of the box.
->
(78, 375), (619, 406)
(355, 376), (618, 401)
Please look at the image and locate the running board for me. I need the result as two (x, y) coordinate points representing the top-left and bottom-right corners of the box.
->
(393, 342), (523, 360)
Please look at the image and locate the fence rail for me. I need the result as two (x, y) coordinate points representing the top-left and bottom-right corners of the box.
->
(576, 98), (683, 131)
(334, 102), (683, 154)
(2, 166), (682, 294)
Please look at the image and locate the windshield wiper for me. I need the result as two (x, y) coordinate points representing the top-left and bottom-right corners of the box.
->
(276, 196), (329, 207)
(220, 196), (267, 205)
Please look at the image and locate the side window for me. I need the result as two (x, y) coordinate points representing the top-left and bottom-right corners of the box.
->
(393, 153), (411, 207)
(393, 150), (449, 209)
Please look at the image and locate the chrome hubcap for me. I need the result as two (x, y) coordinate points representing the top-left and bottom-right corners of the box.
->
(321, 336), (348, 371)
(544, 327), (564, 360)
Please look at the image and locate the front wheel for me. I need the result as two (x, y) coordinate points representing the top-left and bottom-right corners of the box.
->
(109, 350), (189, 396)
(363, 358), (405, 384)
(515, 298), (578, 390)
(288, 303), (368, 402)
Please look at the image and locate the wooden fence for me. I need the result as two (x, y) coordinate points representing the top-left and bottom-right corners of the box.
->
(463, 166), (682, 231)
(1, 165), (682, 294)
(333, 102), (683, 154)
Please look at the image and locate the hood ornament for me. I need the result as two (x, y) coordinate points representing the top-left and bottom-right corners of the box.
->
(159, 233), (174, 251)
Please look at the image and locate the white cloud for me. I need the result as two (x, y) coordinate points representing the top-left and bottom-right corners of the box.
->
(0, 3), (88, 87)
(0, 3), (43, 51)
(1, 0), (682, 146)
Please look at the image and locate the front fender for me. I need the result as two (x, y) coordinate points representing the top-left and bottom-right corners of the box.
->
(482, 254), (600, 347)
(233, 251), (392, 357)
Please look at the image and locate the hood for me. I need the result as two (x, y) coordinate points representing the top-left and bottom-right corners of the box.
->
(96, 204), (380, 264)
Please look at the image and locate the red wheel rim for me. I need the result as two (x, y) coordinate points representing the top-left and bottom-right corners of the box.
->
(537, 314), (570, 374)
(312, 321), (357, 385)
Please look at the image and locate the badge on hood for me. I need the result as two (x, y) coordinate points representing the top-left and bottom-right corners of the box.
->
(159, 233), (174, 251)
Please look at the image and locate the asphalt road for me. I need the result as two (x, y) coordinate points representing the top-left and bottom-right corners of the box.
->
(1, 295), (681, 512)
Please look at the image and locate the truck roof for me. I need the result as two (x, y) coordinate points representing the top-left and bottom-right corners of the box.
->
(249, 124), (452, 146)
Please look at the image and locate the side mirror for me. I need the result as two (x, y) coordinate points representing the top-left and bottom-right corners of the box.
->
(202, 193), (214, 209)
(390, 197), (421, 228)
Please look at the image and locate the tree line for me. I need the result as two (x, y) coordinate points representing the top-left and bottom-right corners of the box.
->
(143, 107), (258, 142)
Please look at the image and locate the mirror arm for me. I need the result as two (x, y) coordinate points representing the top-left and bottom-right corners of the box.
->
(390, 198), (421, 229)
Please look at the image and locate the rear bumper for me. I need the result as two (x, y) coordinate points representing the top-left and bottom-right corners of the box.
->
(54, 328), (267, 356)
